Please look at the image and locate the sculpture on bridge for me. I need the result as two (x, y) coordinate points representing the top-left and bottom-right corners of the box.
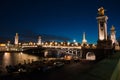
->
(98, 7), (105, 16)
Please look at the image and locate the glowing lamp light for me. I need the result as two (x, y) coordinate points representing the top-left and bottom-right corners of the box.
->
(67, 42), (70, 46)
(73, 39), (76, 42)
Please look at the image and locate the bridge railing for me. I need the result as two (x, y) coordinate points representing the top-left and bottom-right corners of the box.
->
(42, 45), (82, 49)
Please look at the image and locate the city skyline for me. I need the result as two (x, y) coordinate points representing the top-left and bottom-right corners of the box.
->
(0, 0), (120, 43)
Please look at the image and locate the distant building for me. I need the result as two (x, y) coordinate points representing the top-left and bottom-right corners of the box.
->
(81, 32), (87, 46)
(37, 36), (42, 45)
(0, 43), (6, 51)
(14, 33), (19, 46)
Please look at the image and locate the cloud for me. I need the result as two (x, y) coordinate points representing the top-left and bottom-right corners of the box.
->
(41, 34), (71, 42)
(19, 32), (71, 42)
(0, 29), (71, 43)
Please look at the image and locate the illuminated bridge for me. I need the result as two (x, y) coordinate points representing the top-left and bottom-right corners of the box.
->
(22, 45), (82, 56)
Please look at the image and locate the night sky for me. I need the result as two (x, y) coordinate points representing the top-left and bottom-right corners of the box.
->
(0, 0), (120, 43)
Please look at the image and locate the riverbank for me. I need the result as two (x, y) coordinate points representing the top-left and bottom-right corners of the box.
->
(0, 51), (120, 80)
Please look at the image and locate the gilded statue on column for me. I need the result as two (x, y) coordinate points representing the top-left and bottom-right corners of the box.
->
(98, 7), (105, 16)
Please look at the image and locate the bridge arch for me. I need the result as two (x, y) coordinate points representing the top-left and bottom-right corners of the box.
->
(86, 52), (96, 60)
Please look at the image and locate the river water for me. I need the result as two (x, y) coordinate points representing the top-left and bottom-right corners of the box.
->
(0, 52), (40, 72)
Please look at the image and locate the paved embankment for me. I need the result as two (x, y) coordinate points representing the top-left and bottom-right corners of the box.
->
(110, 59), (120, 80)
(82, 51), (120, 80)
(0, 51), (120, 80)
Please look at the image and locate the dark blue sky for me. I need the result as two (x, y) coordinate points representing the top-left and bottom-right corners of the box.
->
(0, 0), (120, 43)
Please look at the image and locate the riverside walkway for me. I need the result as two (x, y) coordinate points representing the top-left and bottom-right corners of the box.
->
(111, 59), (120, 80)
(0, 51), (120, 80)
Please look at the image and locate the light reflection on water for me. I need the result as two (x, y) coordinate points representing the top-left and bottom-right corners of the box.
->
(1, 52), (40, 71)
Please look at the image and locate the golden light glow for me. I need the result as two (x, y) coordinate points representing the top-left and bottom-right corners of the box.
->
(64, 55), (72, 60)
(0, 44), (6, 46)
(55, 42), (57, 45)
(67, 42), (70, 46)
(44, 51), (48, 57)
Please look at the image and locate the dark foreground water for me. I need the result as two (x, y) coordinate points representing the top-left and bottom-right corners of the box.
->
(0, 52), (40, 72)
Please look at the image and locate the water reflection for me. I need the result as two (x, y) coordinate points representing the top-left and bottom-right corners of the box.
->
(1, 52), (40, 71)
